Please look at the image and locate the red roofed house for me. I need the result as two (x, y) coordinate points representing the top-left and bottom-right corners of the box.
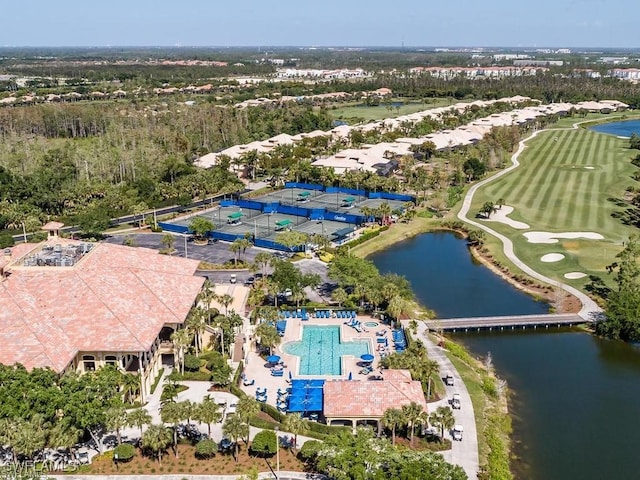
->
(323, 369), (427, 431)
(0, 227), (204, 401)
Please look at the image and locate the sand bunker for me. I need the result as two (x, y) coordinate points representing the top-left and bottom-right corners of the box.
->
(541, 253), (564, 262)
(564, 272), (587, 279)
(485, 205), (530, 230)
(524, 231), (604, 244)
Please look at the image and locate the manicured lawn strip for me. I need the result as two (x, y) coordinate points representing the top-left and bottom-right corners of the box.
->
(470, 126), (638, 286)
(448, 354), (488, 461)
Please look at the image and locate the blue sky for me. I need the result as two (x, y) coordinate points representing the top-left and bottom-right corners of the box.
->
(4, 0), (639, 48)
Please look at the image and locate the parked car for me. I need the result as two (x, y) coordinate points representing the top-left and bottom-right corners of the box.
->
(226, 403), (238, 415)
(245, 277), (255, 286)
(451, 393), (461, 409)
(230, 274), (237, 284)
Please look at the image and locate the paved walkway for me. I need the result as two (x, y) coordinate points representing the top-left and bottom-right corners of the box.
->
(52, 472), (325, 480)
(403, 321), (479, 479)
(457, 121), (603, 321)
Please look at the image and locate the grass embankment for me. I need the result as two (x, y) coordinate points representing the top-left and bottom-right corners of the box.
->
(443, 338), (512, 480)
(470, 125), (638, 290)
(349, 214), (442, 258)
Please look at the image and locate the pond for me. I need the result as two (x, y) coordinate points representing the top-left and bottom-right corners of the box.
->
(370, 231), (640, 479)
(370, 231), (549, 319)
(589, 119), (640, 138)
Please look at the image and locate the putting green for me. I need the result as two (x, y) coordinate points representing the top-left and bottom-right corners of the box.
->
(471, 126), (638, 286)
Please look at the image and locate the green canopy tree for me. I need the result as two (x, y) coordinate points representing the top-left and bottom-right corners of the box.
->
(597, 235), (640, 341)
(189, 216), (215, 241)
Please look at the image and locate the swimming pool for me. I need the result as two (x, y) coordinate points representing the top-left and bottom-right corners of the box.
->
(283, 325), (370, 375)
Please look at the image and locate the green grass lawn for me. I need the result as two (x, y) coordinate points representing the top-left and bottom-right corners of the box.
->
(470, 126), (639, 287)
(327, 97), (453, 123)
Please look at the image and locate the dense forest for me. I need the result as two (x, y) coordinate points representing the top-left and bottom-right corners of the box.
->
(0, 102), (331, 238)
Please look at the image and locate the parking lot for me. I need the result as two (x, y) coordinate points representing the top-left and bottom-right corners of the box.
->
(103, 234), (336, 299)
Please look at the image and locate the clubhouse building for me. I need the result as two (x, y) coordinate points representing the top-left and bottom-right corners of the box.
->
(0, 223), (204, 400)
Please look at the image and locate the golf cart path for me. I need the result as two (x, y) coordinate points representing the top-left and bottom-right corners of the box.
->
(404, 321), (479, 479)
(457, 120), (602, 321)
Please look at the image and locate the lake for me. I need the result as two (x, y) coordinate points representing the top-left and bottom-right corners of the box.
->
(589, 119), (640, 138)
(370, 230), (549, 319)
(371, 231), (640, 479)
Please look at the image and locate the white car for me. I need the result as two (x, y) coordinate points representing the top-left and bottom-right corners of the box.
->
(451, 393), (461, 409)
(226, 403), (238, 415)
(452, 425), (464, 441)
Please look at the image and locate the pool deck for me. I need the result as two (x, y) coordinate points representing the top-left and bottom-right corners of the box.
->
(241, 314), (397, 407)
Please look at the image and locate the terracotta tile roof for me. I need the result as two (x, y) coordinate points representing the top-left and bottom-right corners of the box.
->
(323, 373), (427, 418)
(42, 221), (65, 230)
(0, 242), (204, 372)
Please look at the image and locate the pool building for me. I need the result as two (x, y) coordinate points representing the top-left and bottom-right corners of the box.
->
(244, 314), (428, 428)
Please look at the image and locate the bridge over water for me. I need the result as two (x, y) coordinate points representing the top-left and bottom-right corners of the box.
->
(425, 313), (587, 332)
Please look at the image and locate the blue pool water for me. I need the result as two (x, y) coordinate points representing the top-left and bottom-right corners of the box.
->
(283, 326), (369, 375)
(589, 120), (640, 138)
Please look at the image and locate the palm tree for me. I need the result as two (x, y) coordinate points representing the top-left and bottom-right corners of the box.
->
(429, 405), (455, 443)
(199, 280), (216, 320)
(282, 413), (307, 451)
(186, 307), (207, 356)
(171, 328), (192, 375)
(0, 418), (19, 464)
(127, 408), (152, 439)
(253, 252), (273, 279)
(237, 397), (261, 427)
(480, 201), (496, 218)
(237, 237), (252, 263)
(255, 322), (280, 355)
(265, 279), (280, 308)
(218, 294), (233, 316)
(160, 233), (175, 251)
(381, 408), (405, 445)
(332, 287), (348, 307)
(230, 239), (243, 265)
(401, 402), (425, 447)
(47, 419), (81, 460)
(222, 415), (249, 462)
(377, 202), (393, 225)
(122, 373), (141, 405)
(14, 417), (46, 461)
(194, 396), (222, 438)
(422, 359), (440, 400)
(161, 401), (186, 457)
(142, 424), (172, 464)
(105, 405), (128, 445)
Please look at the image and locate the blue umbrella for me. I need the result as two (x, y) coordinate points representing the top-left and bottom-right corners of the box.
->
(267, 355), (281, 364)
(361, 354), (374, 363)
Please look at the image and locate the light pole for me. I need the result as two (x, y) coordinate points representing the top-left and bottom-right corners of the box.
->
(274, 426), (280, 473)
